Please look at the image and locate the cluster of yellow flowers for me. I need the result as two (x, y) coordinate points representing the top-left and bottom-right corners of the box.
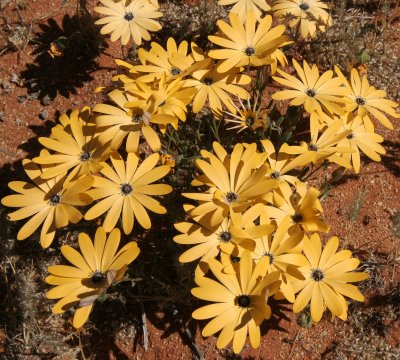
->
(0, 107), (171, 325)
(174, 141), (369, 353)
(1, 0), (399, 353)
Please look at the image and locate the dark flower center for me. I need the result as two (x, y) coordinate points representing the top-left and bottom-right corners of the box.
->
(311, 268), (324, 282)
(49, 194), (61, 206)
(91, 270), (106, 284)
(355, 96), (366, 106)
(170, 67), (181, 76)
(236, 295), (251, 308)
(308, 143), (318, 151)
(299, 2), (310, 10)
(264, 252), (274, 265)
(231, 255), (240, 263)
(132, 114), (143, 123)
(244, 46), (255, 56)
(124, 12), (134, 21)
(203, 77), (213, 85)
(121, 183), (133, 195)
(219, 231), (232, 242)
(79, 151), (91, 162)
(246, 116), (254, 125)
(347, 132), (355, 139)
(292, 213), (303, 223)
(225, 191), (239, 203)
(306, 88), (316, 97)
(271, 171), (280, 179)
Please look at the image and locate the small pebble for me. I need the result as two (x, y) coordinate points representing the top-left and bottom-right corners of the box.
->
(0, 112), (5, 121)
(17, 95), (27, 103)
(29, 82), (39, 91)
(40, 95), (52, 106)
(72, 100), (80, 106)
(39, 109), (48, 120)
(11, 73), (23, 86)
(28, 92), (39, 100)
(1, 80), (11, 92)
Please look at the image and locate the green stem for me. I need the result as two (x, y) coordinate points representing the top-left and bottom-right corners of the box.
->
(209, 114), (221, 142)
(301, 162), (324, 181)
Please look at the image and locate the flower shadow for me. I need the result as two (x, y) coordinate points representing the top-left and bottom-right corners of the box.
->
(380, 140), (400, 178)
(17, 117), (59, 159)
(20, 13), (108, 100)
(260, 299), (292, 336)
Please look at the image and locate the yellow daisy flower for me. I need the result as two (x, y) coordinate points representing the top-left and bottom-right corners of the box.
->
(251, 214), (306, 302)
(128, 74), (196, 131)
(208, 11), (287, 73)
(286, 118), (354, 168)
(192, 251), (280, 354)
(131, 37), (195, 83)
(94, 0), (163, 46)
(93, 89), (176, 153)
(1, 152), (93, 248)
(184, 59), (251, 115)
(292, 233), (368, 322)
(45, 227), (140, 328)
(264, 181), (330, 235)
(224, 94), (267, 132)
(272, 0), (332, 39)
(183, 142), (278, 227)
(218, 0), (271, 22)
(174, 203), (272, 275)
(335, 66), (400, 130)
(85, 152), (172, 234)
(33, 109), (108, 186)
(260, 139), (313, 185)
(272, 59), (350, 117)
(336, 113), (386, 174)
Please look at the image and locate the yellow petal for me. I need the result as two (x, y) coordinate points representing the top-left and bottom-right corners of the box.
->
(131, 196), (151, 229)
(324, 279), (365, 302)
(107, 242), (140, 270)
(61, 245), (92, 273)
(232, 321), (247, 354)
(293, 281), (313, 313)
(248, 318), (261, 349)
(46, 281), (87, 299)
(102, 196), (124, 232)
(320, 281), (345, 318)
(101, 228), (120, 270)
(17, 208), (50, 240)
(73, 304), (94, 329)
(85, 194), (120, 221)
(310, 282), (324, 322)
(79, 232), (97, 271)
(202, 306), (238, 337)
(47, 265), (88, 279)
(192, 302), (229, 320)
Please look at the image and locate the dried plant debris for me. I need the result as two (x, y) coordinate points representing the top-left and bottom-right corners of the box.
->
(327, 301), (400, 360)
(1, 22), (33, 53)
(301, 4), (400, 98)
(348, 189), (365, 222)
(157, 2), (227, 48)
(391, 209), (400, 237)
